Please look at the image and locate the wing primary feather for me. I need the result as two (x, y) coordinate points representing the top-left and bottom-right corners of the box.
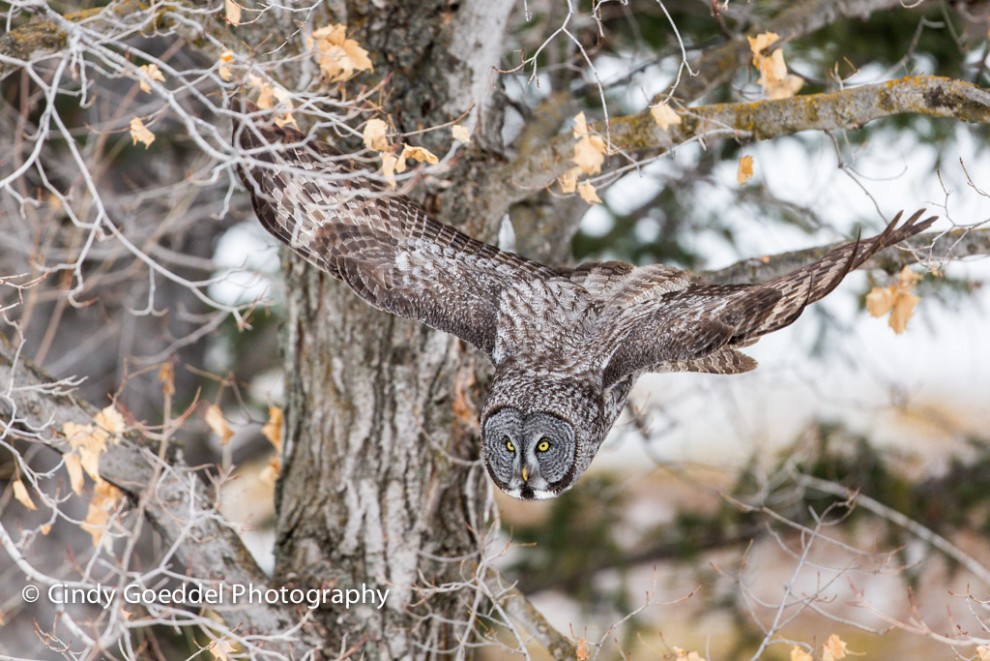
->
(600, 209), (935, 387)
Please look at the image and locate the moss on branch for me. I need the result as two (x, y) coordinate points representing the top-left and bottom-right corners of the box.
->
(0, 1), (205, 81)
(499, 76), (990, 209)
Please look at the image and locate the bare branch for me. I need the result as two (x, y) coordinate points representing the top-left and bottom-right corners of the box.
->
(484, 569), (578, 660)
(0, 335), (321, 656)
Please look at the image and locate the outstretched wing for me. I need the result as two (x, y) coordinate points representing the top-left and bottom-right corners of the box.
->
(235, 118), (557, 357)
(599, 210), (935, 388)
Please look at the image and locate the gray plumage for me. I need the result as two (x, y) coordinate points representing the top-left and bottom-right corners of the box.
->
(236, 119), (935, 500)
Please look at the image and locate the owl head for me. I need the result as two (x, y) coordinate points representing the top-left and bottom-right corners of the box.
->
(479, 376), (606, 500)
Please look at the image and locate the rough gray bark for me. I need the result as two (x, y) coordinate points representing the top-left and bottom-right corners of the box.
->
(273, 2), (517, 657)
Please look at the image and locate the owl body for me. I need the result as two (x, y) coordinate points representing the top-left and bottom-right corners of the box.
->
(236, 118), (934, 500)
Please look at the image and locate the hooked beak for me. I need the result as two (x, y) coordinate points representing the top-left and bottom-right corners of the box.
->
(521, 465), (529, 482)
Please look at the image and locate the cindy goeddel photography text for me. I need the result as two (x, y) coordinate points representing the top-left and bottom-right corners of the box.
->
(22, 581), (389, 611)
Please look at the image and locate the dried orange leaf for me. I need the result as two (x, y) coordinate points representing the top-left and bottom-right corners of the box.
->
(381, 152), (399, 189)
(138, 63), (165, 94)
(82, 480), (122, 547)
(341, 39), (373, 75)
(558, 167), (579, 194)
(577, 180), (602, 204)
(64, 453), (84, 495)
(866, 266), (923, 334)
(129, 117), (155, 148)
(575, 638), (589, 661)
(218, 50), (235, 82)
(865, 286), (894, 317)
(748, 31), (779, 57)
(790, 646), (813, 661)
(159, 362), (175, 397)
(451, 124), (471, 143)
(571, 112), (607, 175)
(673, 647), (706, 661)
(766, 70), (804, 100)
(307, 24), (374, 83)
(747, 31), (803, 99)
(270, 87), (297, 128)
(649, 102), (681, 131)
(363, 119), (390, 152)
(822, 634), (850, 661)
(95, 405), (125, 436)
(12, 479), (37, 511)
(224, 0), (241, 25)
(573, 136), (605, 174)
(572, 111), (591, 138)
(247, 75), (296, 128)
(262, 406), (283, 450)
(978, 645), (990, 661)
(208, 638), (237, 661)
(62, 420), (109, 482)
(888, 291), (920, 334)
(400, 144), (439, 166)
(205, 404), (235, 445)
(573, 137), (606, 176)
(737, 155), (755, 185)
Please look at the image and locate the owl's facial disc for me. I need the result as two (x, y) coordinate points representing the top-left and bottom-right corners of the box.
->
(482, 409), (576, 500)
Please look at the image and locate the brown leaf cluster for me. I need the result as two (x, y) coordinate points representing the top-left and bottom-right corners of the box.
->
(558, 112), (607, 204)
(137, 63), (165, 94)
(307, 24), (374, 84)
(247, 75), (297, 128)
(748, 31), (803, 100)
(362, 119), (439, 189)
(60, 406), (126, 546)
(865, 266), (923, 334)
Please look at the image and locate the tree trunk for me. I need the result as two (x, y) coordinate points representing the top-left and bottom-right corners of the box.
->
(273, 2), (516, 657)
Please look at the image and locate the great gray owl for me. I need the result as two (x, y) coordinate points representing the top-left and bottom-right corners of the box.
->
(235, 118), (934, 500)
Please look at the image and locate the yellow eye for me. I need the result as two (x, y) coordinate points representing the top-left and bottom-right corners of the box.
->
(505, 438), (515, 452)
(536, 439), (550, 453)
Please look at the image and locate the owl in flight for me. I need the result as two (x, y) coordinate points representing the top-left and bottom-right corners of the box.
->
(236, 117), (934, 500)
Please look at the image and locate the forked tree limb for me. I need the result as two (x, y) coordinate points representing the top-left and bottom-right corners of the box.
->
(0, 335), (320, 655)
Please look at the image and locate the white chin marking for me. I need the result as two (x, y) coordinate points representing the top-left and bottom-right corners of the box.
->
(501, 487), (558, 501)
